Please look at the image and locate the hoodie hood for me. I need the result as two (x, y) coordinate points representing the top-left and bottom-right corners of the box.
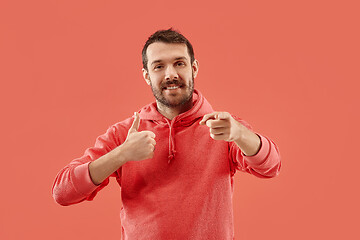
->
(137, 88), (214, 163)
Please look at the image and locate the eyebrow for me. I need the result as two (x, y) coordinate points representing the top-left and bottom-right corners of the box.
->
(150, 57), (188, 66)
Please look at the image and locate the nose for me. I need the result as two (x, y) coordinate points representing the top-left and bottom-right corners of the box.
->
(164, 65), (178, 80)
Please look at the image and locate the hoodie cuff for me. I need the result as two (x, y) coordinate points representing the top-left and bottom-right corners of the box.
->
(72, 162), (98, 195)
(242, 134), (270, 167)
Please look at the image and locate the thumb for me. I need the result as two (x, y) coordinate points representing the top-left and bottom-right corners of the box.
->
(129, 112), (140, 132)
(216, 112), (229, 120)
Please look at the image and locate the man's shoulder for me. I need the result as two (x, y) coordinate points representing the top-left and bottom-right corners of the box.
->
(108, 116), (135, 133)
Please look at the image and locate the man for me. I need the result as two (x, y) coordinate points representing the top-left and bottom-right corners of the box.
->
(52, 28), (281, 240)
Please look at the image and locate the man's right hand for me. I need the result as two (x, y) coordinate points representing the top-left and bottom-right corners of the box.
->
(120, 112), (156, 162)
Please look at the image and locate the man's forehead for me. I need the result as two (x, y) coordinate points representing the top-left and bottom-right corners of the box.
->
(147, 42), (189, 62)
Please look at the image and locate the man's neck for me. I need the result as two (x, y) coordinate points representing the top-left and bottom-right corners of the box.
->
(156, 100), (193, 120)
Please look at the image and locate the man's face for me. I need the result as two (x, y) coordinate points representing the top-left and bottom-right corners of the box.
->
(143, 42), (199, 108)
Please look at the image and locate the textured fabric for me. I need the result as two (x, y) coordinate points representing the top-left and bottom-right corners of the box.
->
(52, 88), (281, 240)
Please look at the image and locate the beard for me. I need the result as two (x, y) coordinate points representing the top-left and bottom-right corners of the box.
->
(149, 75), (194, 108)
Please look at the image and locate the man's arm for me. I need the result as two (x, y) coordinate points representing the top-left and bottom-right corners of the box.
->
(89, 112), (156, 185)
(52, 112), (156, 205)
(232, 121), (261, 156)
(199, 111), (281, 178)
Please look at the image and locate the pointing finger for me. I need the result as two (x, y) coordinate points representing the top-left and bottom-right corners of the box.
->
(199, 112), (219, 125)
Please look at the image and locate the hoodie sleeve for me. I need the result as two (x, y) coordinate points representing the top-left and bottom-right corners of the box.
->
(228, 116), (281, 178)
(52, 125), (124, 206)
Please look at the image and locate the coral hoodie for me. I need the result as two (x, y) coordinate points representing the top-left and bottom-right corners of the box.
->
(52, 89), (281, 240)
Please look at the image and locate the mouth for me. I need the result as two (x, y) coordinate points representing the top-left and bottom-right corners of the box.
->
(163, 84), (182, 90)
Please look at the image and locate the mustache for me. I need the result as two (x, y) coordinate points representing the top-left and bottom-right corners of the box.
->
(162, 80), (183, 89)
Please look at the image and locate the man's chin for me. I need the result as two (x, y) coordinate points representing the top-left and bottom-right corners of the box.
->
(158, 95), (192, 108)
(152, 85), (194, 108)
(161, 99), (184, 108)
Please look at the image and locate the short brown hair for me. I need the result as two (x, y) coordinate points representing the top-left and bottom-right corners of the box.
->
(142, 28), (195, 71)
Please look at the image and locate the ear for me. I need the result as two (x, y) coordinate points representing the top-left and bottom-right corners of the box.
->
(142, 68), (151, 85)
(192, 59), (199, 78)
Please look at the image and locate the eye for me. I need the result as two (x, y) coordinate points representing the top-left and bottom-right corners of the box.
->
(154, 65), (163, 70)
(176, 61), (185, 67)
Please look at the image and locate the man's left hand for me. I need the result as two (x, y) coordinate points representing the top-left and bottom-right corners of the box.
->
(199, 111), (261, 156)
(199, 111), (243, 142)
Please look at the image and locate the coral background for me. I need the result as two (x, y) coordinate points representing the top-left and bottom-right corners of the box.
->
(0, 0), (359, 239)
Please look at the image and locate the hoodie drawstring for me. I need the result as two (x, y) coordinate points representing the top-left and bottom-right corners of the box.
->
(165, 119), (176, 163)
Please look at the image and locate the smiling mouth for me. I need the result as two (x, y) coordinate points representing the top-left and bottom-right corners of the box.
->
(166, 86), (180, 90)
(163, 84), (182, 90)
